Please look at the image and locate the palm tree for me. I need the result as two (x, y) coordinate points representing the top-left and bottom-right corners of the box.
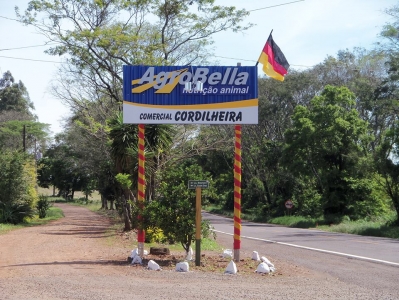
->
(107, 111), (175, 230)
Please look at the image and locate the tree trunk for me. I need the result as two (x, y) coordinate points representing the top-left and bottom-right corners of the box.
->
(100, 194), (108, 209)
(122, 195), (131, 231)
(109, 200), (114, 210)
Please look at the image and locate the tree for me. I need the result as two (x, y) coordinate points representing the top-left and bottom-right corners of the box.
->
(143, 162), (215, 253)
(0, 151), (37, 224)
(108, 111), (175, 230)
(0, 71), (34, 115)
(375, 122), (399, 224)
(17, 0), (251, 115)
(0, 120), (49, 152)
(283, 85), (380, 217)
(38, 133), (95, 200)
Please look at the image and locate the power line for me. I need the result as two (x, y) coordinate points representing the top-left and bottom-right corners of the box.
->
(0, 0), (309, 67)
(0, 43), (59, 52)
(0, 55), (61, 63)
(0, 15), (20, 22)
(214, 55), (256, 63)
(248, 0), (305, 12)
(0, 53), (313, 68)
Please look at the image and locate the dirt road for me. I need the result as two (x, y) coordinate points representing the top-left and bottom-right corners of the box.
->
(0, 204), (397, 300)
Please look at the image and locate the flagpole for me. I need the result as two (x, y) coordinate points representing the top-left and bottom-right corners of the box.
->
(255, 29), (274, 66)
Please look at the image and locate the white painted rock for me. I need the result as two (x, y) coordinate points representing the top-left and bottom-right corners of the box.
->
(130, 248), (139, 259)
(147, 260), (161, 271)
(131, 255), (142, 265)
(261, 256), (274, 268)
(224, 260), (237, 274)
(256, 262), (270, 274)
(176, 262), (189, 272)
(252, 251), (260, 261)
(222, 249), (233, 258)
(130, 248), (148, 259)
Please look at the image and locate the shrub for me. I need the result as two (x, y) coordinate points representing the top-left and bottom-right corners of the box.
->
(145, 227), (167, 243)
(0, 151), (37, 224)
(36, 195), (51, 218)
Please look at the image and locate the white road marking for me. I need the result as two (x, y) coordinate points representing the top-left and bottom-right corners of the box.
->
(213, 229), (399, 267)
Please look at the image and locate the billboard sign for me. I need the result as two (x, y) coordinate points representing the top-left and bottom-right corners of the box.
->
(123, 65), (258, 124)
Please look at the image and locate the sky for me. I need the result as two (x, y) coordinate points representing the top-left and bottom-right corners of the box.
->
(0, 0), (397, 136)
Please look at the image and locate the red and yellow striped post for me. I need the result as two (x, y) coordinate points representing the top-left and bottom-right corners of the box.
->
(233, 125), (242, 261)
(137, 124), (146, 256)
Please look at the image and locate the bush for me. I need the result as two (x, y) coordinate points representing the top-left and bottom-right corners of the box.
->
(0, 201), (35, 224)
(36, 195), (51, 219)
(145, 227), (167, 243)
(0, 151), (37, 224)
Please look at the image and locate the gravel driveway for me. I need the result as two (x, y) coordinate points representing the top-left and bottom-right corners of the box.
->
(0, 204), (398, 300)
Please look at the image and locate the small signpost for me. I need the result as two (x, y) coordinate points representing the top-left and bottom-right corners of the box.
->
(188, 180), (209, 189)
(188, 180), (209, 266)
(285, 199), (294, 209)
(285, 199), (294, 216)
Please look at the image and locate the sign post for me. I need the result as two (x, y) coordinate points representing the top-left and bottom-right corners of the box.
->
(195, 187), (202, 266)
(188, 180), (209, 266)
(137, 124), (146, 256)
(285, 199), (294, 216)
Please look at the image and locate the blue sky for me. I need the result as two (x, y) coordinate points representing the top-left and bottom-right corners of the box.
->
(0, 0), (397, 135)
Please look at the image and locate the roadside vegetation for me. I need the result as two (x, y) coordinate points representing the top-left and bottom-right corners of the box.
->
(0, 206), (64, 234)
(2, 1), (399, 249)
(207, 205), (399, 239)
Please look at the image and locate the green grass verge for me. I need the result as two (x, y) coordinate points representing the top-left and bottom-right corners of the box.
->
(0, 206), (64, 235)
(205, 205), (399, 239)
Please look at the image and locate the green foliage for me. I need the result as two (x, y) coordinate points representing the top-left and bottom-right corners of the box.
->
(284, 85), (375, 217)
(292, 179), (323, 218)
(142, 162), (216, 252)
(145, 227), (167, 244)
(0, 151), (36, 224)
(375, 121), (399, 223)
(114, 173), (132, 190)
(0, 70), (34, 113)
(0, 206), (64, 234)
(38, 135), (96, 200)
(36, 195), (51, 219)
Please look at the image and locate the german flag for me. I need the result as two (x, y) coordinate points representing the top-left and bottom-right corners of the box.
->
(258, 33), (289, 81)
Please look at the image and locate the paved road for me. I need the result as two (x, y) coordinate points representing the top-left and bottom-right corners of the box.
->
(203, 212), (399, 266)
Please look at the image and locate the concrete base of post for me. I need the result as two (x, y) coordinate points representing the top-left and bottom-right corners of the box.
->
(138, 242), (144, 257)
(234, 249), (240, 262)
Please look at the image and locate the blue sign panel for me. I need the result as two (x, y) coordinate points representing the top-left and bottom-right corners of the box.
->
(123, 65), (258, 124)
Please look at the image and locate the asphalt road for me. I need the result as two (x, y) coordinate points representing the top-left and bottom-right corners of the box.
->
(203, 212), (399, 266)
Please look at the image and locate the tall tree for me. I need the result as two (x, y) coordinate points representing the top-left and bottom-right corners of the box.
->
(0, 71), (34, 115)
(17, 0), (251, 109)
(283, 85), (379, 217)
(375, 121), (399, 224)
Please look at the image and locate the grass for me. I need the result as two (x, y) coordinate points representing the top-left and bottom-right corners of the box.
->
(205, 205), (399, 239)
(0, 206), (64, 235)
(194, 237), (223, 252)
(37, 186), (102, 202)
(268, 215), (318, 228)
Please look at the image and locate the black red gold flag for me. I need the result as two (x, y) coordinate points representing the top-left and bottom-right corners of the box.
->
(258, 33), (290, 81)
